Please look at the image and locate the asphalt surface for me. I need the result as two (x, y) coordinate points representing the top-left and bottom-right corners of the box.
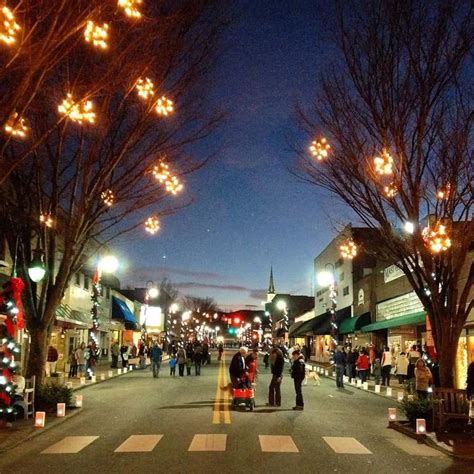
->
(0, 352), (472, 474)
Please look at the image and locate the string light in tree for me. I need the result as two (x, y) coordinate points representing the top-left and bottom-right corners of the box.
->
(384, 183), (397, 198)
(155, 96), (174, 116)
(437, 183), (452, 200)
(422, 224), (452, 253)
(39, 213), (53, 228)
(118, 0), (143, 19)
(309, 137), (330, 161)
(165, 175), (183, 195)
(58, 94), (96, 124)
(144, 216), (160, 234)
(0, 6), (21, 46)
(84, 21), (109, 49)
(374, 150), (394, 175)
(4, 112), (28, 138)
(101, 189), (114, 207)
(340, 240), (357, 259)
(136, 77), (155, 100)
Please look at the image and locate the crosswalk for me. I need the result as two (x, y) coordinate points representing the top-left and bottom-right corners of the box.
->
(40, 433), (444, 456)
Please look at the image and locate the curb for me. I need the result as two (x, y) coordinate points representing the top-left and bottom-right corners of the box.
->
(0, 407), (82, 453)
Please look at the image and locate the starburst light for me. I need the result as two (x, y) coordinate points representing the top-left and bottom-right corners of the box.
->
(4, 113), (28, 138)
(40, 213), (53, 228)
(374, 150), (394, 175)
(0, 6), (21, 46)
(155, 96), (174, 116)
(136, 77), (155, 100)
(58, 94), (96, 124)
(145, 216), (160, 234)
(340, 240), (357, 259)
(118, 0), (143, 19)
(422, 224), (451, 253)
(101, 189), (114, 207)
(309, 138), (330, 161)
(84, 21), (109, 49)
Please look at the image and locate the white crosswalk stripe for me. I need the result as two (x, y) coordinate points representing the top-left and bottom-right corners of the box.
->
(41, 436), (99, 454)
(115, 435), (163, 453)
(188, 434), (227, 451)
(259, 435), (299, 453)
(323, 437), (372, 454)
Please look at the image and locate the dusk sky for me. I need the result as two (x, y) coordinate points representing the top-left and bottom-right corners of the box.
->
(115, 1), (354, 310)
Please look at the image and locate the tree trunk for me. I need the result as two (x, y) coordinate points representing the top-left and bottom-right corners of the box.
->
(26, 327), (48, 386)
(436, 335), (458, 388)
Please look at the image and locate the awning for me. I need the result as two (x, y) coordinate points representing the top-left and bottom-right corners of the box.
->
(112, 296), (140, 331)
(289, 321), (305, 337)
(313, 306), (351, 335)
(292, 317), (318, 337)
(360, 311), (426, 333)
(339, 312), (372, 335)
(55, 306), (91, 329)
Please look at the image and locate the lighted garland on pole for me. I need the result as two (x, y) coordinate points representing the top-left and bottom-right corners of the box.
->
(88, 269), (101, 377)
(0, 277), (24, 418)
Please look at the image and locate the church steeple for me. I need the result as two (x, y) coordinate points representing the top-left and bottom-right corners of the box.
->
(267, 266), (276, 302)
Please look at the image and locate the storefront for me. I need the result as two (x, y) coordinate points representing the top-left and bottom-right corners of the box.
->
(111, 296), (140, 346)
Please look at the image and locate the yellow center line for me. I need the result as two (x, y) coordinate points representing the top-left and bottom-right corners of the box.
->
(212, 354), (231, 424)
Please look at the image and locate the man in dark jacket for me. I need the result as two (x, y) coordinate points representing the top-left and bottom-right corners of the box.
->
(333, 346), (347, 388)
(267, 348), (284, 407)
(229, 347), (248, 388)
(291, 350), (306, 410)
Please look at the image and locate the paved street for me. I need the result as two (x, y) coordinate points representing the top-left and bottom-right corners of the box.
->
(1, 353), (472, 474)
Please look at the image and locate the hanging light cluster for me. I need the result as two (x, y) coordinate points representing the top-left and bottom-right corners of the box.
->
(101, 189), (114, 207)
(384, 183), (397, 198)
(58, 94), (96, 124)
(422, 224), (451, 253)
(340, 240), (357, 259)
(118, 0), (143, 19)
(136, 77), (155, 100)
(374, 150), (393, 175)
(4, 112), (28, 138)
(437, 183), (452, 200)
(0, 6), (21, 46)
(84, 21), (109, 49)
(155, 96), (174, 116)
(152, 161), (183, 194)
(309, 137), (330, 161)
(144, 216), (160, 234)
(39, 213), (53, 228)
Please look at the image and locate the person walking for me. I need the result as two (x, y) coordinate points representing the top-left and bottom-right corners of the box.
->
(333, 346), (346, 388)
(245, 349), (258, 385)
(110, 341), (119, 368)
(169, 354), (177, 376)
(218, 343), (224, 361)
(291, 349), (305, 410)
(150, 342), (163, 378)
(414, 358), (432, 398)
(356, 349), (370, 382)
(46, 345), (58, 377)
(267, 347), (284, 407)
(120, 344), (129, 368)
(381, 346), (393, 386)
(75, 342), (86, 377)
(396, 352), (409, 384)
(229, 347), (248, 388)
(194, 344), (203, 376)
(68, 348), (78, 378)
(177, 347), (186, 376)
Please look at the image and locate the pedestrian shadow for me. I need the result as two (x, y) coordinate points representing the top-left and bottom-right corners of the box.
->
(250, 408), (295, 413)
(336, 388), (355, 395)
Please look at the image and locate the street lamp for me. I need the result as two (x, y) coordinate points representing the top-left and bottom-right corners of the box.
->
(276, 299), (289, 337)
(317, 264), (338, 347)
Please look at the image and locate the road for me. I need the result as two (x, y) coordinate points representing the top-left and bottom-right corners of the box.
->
(0, 352), (472, 474)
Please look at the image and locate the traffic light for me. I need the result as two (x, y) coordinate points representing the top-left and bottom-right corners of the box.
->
(233, 317), (241, 325)
(228, 327), (236, 335)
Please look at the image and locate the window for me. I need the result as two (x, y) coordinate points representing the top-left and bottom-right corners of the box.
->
(74, 273), (81, 286)
(335, 258), (344, 268)
(318, 298), (323, 303)
(83, 276), (89, 290)
(343, 286), (349, 296)
(339, 272), (344, 282)
(106, 286), (110, 299)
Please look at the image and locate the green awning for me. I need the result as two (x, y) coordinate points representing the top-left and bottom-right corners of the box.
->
(292, 307), (351, 336)
(339, 312), (371, 335)
(360, 311), (426, 333)
(292, 317), (319, 337)
(289, 321), (305, 337)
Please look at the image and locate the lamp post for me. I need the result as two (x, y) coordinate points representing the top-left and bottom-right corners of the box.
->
(317, 263), (338, 347)
(89, 255), (119, 376)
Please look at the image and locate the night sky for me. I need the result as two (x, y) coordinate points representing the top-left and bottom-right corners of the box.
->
(114, 1), (353, 310)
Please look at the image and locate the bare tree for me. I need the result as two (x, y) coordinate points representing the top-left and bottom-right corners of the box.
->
(182, 295), (219, 315)
(0, 0), (226, 383)
(297, 0), (473, 387)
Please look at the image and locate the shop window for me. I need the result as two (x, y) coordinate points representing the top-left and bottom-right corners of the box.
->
(74, 273), (81, 286)
(343, 286), (349, 296)
(83, 276), (89, 290)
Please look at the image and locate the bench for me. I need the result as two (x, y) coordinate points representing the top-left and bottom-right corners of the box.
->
(13, 375), (35, 420)
(432, 388), (469, 429)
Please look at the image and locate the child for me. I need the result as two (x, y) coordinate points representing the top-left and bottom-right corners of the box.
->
(373, 358), (382, 385)
(186, 356), (192, 376)
(169, 355), (177, 376)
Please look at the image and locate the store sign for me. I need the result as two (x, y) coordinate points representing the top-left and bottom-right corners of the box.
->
(140, 306), (163, 329)
(383, 264), (405, 283)
(376, 291), (423, 321)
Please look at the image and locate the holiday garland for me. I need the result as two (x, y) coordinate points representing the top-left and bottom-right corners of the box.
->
(0, 278), (24, 415)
